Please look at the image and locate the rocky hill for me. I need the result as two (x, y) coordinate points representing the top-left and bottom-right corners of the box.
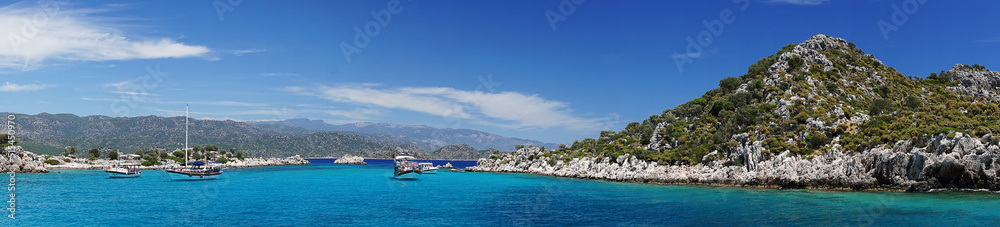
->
(250, 119), (556, 151)
(470, 34), (1000, 191)
(429, 144), (496, 160)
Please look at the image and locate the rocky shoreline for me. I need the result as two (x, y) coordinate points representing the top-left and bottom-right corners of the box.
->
(1, 146), (48, 173)
(0, 146), (311, 172)
(42, 156), (311, 170)
(219, 155), (311, 168)
(468, 133), (1000, 192)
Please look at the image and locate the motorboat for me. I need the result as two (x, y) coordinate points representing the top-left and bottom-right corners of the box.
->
(418, 162), (438, 174)
(106, 164), (141, 178)
(393, 155), (421, 179)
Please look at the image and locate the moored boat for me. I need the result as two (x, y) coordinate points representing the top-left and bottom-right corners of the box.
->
(163, 104), (225, 181)
(164, 161), (223, 180)
(106, 164), (141, 178)
(418, 162), (438, 174)
(394, 155), (421, 179)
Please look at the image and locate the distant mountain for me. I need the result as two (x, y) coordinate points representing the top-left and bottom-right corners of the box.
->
(6, 113), (425, 158)
(249, 119), (558, 151)
(429, 144), (496, 160)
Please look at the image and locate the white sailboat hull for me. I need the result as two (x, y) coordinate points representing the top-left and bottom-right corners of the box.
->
(107, 171), (141, 178)
(164, 169), (222, 180)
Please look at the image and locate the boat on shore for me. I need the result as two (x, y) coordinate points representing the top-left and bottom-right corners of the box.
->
(418, 162), (438, 174)
(106, 164), (141, 178)
(393, 155), (421, 180)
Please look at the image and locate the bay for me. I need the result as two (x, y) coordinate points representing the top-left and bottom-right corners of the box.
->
(5, 160), (1000, 226)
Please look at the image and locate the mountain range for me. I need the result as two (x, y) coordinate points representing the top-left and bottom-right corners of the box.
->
(247, 118), (557, 151)
(7, 113), (549, 159)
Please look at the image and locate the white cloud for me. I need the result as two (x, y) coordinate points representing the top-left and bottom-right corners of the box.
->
(199, 117), (245, 122)
(763, 0), (830, 5)
(0, 1), (211, 71)
(326, 108), (381, 120)
(158, 100), (266, 107)
(111, 91), (158, 96)
(0, 82), (48, 92)
(288, 84), (607, 131)
(231, 48), (265, 56)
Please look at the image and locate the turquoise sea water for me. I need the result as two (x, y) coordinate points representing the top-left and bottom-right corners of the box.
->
(5, 159), (1000, 226)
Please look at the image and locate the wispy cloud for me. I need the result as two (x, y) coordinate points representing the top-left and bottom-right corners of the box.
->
(0, 1), (212, 71)
(199, 117), (245, 122)
(103, 77), (162, 103)
(161, 100), (267, 107)
(230, 48), (265, 56)
(287, 84), (607, 131)
(260, 72), (299, 77)
(763, 0), (830, 6)
(111, 91), (158, 96)
(326, 108), (381, 120)
(974, 39), (1000, 43)
(0, 82), (49, 92)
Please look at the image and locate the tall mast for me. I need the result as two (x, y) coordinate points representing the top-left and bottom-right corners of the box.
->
(185, 104), (189, 166)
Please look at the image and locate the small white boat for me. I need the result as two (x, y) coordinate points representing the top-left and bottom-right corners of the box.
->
(394, 155), (421, 180)
(106, 164), (141, 178)
(418, 162), (438, 174)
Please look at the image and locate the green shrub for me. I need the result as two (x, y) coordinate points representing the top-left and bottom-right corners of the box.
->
(141, 160), (161, 166)
(719, 77), (743, 91)
(788, 56), (804, 72)
(215, 158), (229, 163)
(44, 159), (60, 165)
(869, 99), (894, 115)
(905, 95), (922, 110)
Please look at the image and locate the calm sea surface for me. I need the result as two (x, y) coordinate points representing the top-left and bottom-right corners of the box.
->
(5, 159), (1000, 226)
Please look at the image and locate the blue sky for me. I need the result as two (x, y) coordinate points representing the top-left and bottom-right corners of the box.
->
(1, 0), (998, 144)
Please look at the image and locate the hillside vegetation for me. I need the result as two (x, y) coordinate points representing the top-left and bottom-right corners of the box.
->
(532, 34), (1000, 166)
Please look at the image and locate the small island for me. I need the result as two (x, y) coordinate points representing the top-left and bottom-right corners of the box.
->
(332, 154), (367, 165)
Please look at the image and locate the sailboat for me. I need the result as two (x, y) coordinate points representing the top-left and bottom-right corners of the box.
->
(164, 105), (224, 180)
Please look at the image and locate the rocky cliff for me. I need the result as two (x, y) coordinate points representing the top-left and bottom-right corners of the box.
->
(471, 133), (1000, 191)
(1, 146), (48, 173)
